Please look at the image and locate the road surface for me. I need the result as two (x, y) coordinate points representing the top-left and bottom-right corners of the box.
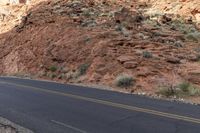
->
(0, 77), (200, 133)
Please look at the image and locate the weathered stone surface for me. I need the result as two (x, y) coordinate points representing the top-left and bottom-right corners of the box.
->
(187, 55), (199, 62)
(165, 56), (181, 64)
(194, 13), (200, 22)
(123, 61), (138, 69)
(117, 55), (135, 63)
(188, 71), (200, 84)
(0, 0), (28, 4)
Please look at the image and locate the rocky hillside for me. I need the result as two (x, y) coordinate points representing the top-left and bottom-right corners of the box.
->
(0, 0), (200, 103)
(143, 0), (200, 23)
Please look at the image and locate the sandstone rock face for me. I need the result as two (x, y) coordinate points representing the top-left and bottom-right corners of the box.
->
(117, 55), (135, 63)
(0, 0), (199, 103)
(123, 61), (138, 69)
(0, 0), (28, 4)
(165, 56), (181, 64)
(188, 71), (200, 84)
(195, 13), (200, 22)
(144, 0), (200, 22)
(0, 0), (9, 4)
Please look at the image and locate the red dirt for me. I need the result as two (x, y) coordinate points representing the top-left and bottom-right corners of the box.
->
(0, 0), (200, 102)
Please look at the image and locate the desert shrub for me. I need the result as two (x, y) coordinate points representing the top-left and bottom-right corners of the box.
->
(78, 64), (90, 76)
(142, 51), (153, 58)
(158, 86), (177, 97)
(145, 15), (200, 42)
(179, 82), (190, 92)
(115, 74), (134, 87)
(48, 73), (56, 79)
(58, 73), (66, 79)
(158, 82), (200, 97)
(49, 66), (57, 72)
(186, 33), (200, 42)
(84, 36), (91, 43)
(170, 19), (200, 42)
(178, 82), (200, 96)
(170, 18), (191, 33)
(188, 87), (200, 96)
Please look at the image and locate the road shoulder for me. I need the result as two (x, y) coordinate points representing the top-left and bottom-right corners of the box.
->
(0, 116), (33, 133)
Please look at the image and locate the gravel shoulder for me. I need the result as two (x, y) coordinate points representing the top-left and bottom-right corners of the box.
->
(0, 117), (33, 133)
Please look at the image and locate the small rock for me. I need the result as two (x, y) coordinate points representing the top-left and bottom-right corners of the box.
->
(174, 40), (184, 47)
(117, 55), (135, 63)
(135, 33), (149, 40)
(123, 61), (138, 69)
(187, 54), (199, 62)
(185, 16), (193, 24)
(180, 59), (187, 64)
(159, 14), (172, 24)
(121, 27), (130, 37)
(61, 67), (69, 73)
(135, 50), (143, 56)
(88, 73), (101, 82)
(194, 13), (200, 23)
(165, 56), (181, 64)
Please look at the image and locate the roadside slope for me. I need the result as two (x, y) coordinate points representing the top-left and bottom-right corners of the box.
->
(0, 0), (200, 102)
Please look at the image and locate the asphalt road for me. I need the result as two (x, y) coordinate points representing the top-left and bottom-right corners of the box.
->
(0, 77), (200, 133)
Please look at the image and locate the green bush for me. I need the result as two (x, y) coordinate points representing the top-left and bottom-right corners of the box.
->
(49, 66), (57, 72)
(179, 82), (190, 92)
(115, 74), (134, 87)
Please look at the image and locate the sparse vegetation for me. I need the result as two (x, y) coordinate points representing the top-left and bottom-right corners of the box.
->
(84, 36), (91, 43)
(169, 19), (200, 42)
(1, 0), (200, 104)
(115, 74), (134, 87)
(142, 51), (153, 58)
(158, 82), (200, 97)
(186, 33), (200, 42)
(49, 73), (56, 79)
(158, 86), (177, 97)
(49, 66), (57, 72)
(77, 64), (90, 76)
(178, 82), (200, 96)
(179, 82), (191, 92)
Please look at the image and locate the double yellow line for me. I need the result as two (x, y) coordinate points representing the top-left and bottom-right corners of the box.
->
(1, 81), (200, 124)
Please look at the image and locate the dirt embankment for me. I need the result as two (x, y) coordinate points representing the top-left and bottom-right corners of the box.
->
(0, 0), (200, 103)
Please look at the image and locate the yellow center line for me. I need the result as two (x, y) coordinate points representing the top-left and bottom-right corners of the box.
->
(1, 81), (200, 124)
